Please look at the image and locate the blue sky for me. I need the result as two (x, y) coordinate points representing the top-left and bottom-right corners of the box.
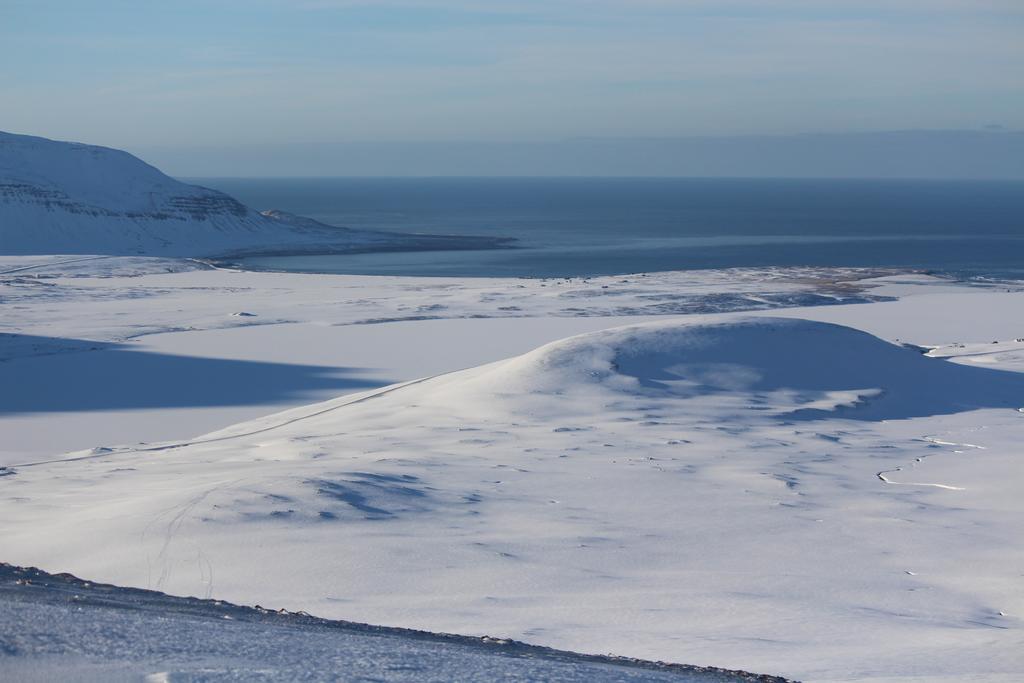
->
(2, 0), (1022, 152)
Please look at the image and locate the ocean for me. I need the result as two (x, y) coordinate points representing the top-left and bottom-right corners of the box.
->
(190, 177), (1024, 280)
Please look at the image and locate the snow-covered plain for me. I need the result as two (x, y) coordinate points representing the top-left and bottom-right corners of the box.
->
(2, 258), (1024, 683)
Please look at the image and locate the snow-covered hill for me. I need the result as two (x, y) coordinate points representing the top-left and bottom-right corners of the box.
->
(3, 316), (1022, 681)
(0, 131), (505, 256)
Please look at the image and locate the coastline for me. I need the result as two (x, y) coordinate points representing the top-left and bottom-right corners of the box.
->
(205, 231), (518, 267)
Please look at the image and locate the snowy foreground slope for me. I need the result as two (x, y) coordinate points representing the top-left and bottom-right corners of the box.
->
(0, 131), (505, 256)
(0, 564), (784, 683)
(3, 315), (1023, 682)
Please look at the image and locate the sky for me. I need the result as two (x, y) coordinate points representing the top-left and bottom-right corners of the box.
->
(2, 0), (1023, 175)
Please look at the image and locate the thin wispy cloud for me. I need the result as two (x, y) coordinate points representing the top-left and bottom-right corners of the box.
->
(2, 0), (1021, 149)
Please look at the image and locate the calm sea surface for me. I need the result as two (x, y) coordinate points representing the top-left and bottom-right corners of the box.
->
(190, 178), (1024, 280)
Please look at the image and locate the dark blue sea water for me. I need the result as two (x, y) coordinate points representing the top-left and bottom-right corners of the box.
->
(191, 178), (1024, 279)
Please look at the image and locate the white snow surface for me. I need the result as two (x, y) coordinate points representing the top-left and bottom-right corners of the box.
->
(2, 261), (1023, 682)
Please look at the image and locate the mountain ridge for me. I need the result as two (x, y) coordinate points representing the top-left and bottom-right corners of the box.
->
(0, 131), (507, 257)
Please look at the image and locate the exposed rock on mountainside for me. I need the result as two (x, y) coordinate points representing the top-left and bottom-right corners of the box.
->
(0, 131), (508, 257)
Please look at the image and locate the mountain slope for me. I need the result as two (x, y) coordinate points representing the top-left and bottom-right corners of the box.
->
(0, 131), (505, 257)
(0, 564), (782, 683)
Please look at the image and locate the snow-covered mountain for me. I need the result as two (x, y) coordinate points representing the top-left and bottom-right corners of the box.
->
(0, 131), (504, 257)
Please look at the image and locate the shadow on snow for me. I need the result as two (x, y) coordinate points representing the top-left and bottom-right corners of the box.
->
(613, 319), (1024, 421)
(0, 333), (389, 414)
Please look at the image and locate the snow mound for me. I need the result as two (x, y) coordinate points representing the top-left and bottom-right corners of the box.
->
(466, 317), (1024, 420)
